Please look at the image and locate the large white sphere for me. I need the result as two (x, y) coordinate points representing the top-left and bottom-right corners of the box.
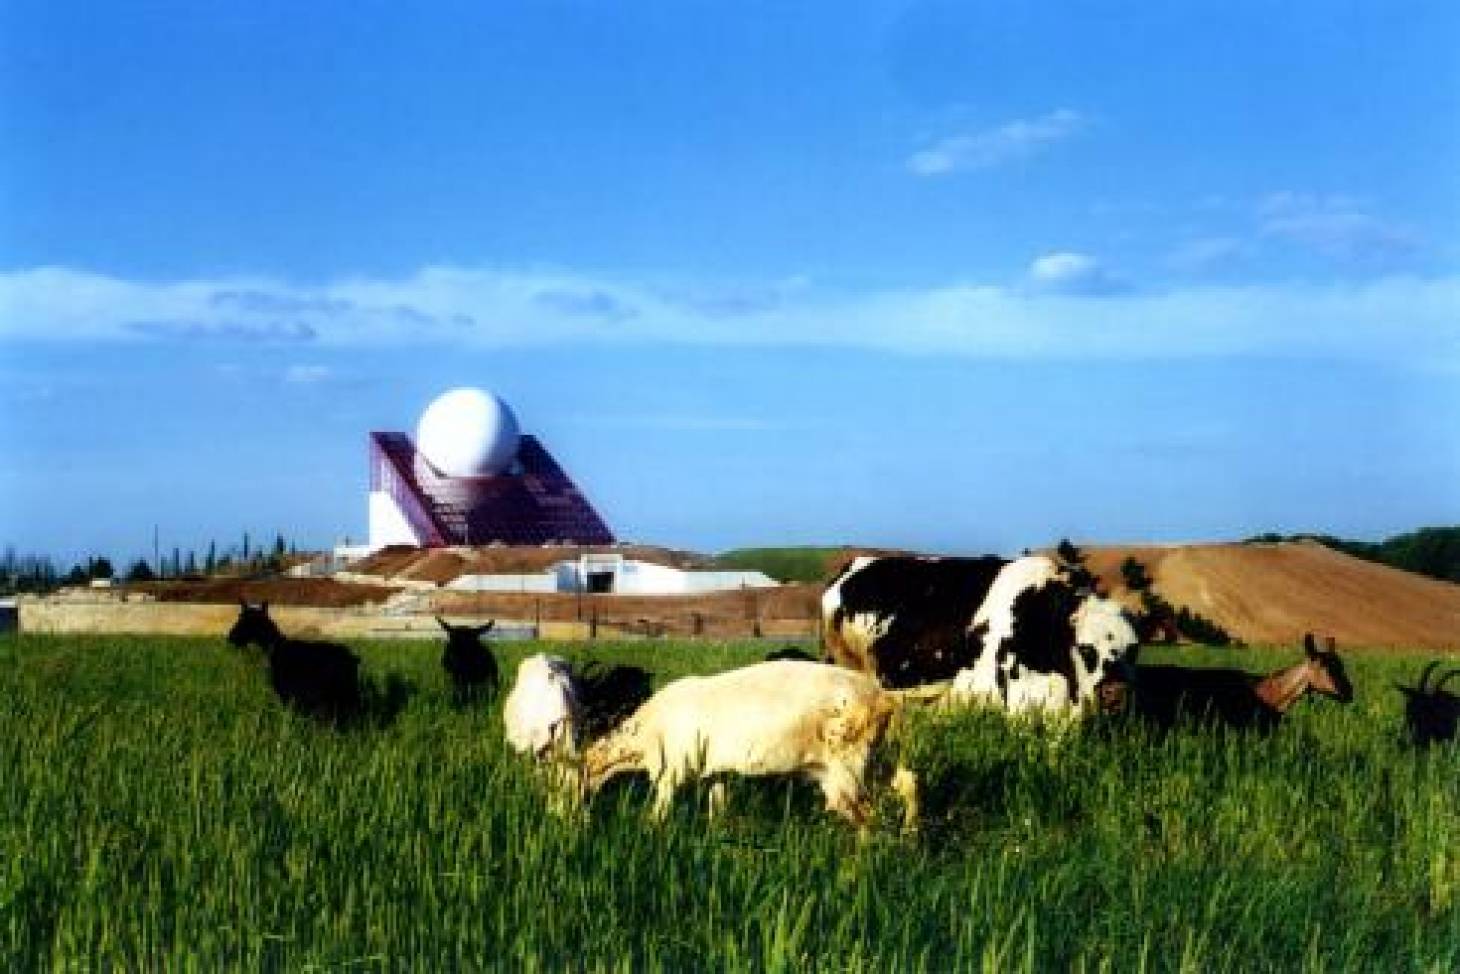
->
(416, 387), (521, 477)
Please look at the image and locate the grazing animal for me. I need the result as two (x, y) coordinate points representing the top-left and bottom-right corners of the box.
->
(503, 654), (583, 759)
(825, 554), (1138, 717)
(1397, 661), (1460, 747)
(581, 660), (918, 831)
(227, 601), (362, 722)
(502, 656), (655, 759)
(949, 557), (1139, 717)
(573, 662), (654, 740)
(823, 554), (1009, 687)
(1131, 634), (1352, 731)
(436, 616), (499, 701)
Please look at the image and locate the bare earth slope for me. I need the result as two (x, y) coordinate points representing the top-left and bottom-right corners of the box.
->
(1082, 540), (1460, 651)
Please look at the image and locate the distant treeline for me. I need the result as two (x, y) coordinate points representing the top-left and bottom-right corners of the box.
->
(1247, 527), (1460, 585)
(1, 532), (308, 595)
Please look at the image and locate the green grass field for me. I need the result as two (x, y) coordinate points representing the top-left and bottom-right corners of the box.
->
(2, 634), (1457, 970)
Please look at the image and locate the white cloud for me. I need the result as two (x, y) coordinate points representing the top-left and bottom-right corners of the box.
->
(1025, 252), (1125, 295)
(908, 109), (1086, 176)
(1, 264), (1458, 369)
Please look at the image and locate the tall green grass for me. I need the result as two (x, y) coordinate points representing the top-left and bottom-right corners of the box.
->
(1, 634), (1456, 970)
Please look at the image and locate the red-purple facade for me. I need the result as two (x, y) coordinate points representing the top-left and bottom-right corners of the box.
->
(370, 431), (615, 547)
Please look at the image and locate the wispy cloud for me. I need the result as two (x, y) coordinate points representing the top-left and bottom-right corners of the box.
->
(1165, 236), (1248, 273)
(532, 287), (637, 321)
(1257, 192), (1420, 261)
(908, 109), (1086, 176)
(2, 264), (1458, 369)
(283, 364), (333, 385)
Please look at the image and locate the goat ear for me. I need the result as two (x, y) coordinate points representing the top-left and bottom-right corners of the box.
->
(435, 615), (452, 632)
(1303, 633), (1318, 658)
(239, 597), (248, 609)
(478, 620), (495, 635)
(259, 600), (269, 613)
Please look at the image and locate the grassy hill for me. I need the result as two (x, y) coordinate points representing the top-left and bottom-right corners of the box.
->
(711, 547), (851, 584)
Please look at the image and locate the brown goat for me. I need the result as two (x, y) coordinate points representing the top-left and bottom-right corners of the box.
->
(1131, 634), (1353, 732)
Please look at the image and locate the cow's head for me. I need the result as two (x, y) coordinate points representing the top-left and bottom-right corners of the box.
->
(1070, 594), (1140, 713)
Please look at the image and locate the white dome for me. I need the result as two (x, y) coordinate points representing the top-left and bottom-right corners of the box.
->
(416, 387), (521, 477)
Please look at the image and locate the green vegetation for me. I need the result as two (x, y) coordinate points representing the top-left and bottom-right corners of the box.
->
(1249, 526), (1460, 585)
(712, 547), (847, 584)
(2, 634), (1457, 969)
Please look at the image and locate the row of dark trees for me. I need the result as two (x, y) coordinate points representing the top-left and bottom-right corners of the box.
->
(1247, 527), (1460, 585)
(1, 533), (305, 595)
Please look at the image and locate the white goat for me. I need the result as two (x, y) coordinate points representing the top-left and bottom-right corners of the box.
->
(581, 660), (918, 832)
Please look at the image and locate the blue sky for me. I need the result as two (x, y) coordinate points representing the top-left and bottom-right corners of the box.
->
(2, 1), (1458, 562)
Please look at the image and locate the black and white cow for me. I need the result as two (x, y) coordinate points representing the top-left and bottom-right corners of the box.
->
(822, 555), (1009, 687)
(823, 554), (1138, 716)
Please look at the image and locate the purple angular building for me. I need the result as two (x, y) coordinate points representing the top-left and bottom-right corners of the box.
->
(367, 388), (614, 549)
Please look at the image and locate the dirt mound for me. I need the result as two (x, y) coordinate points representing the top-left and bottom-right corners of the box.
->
(131, 577), (399, 608)
(1080, 541), (1460, 651)
(350, 544), (713, 583)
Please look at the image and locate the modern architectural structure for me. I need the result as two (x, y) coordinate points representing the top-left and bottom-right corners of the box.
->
(445, 551), (778, 595)
(367, 388), (615, 550)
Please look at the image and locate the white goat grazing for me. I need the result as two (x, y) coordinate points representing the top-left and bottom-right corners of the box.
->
(503, 654), (582, 759)
(581, 660), (918, 831)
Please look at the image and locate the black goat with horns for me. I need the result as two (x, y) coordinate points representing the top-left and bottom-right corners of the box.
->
(1397, 661), (1460, 747)
(436, 616), (500, 703)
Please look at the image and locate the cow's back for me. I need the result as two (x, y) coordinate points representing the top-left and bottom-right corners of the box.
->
(822, 555), (1008, 688)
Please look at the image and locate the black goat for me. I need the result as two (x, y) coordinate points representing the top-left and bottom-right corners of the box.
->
(1130, 633), (1352, 732)
(1397, 661), (1460, 747)
(436, 616), (500, 702)
(573, 662), (654, 739)
(227, 601), (362, 722)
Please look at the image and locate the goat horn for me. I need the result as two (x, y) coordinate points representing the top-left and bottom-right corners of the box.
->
(1417, 660), (1444, 693)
